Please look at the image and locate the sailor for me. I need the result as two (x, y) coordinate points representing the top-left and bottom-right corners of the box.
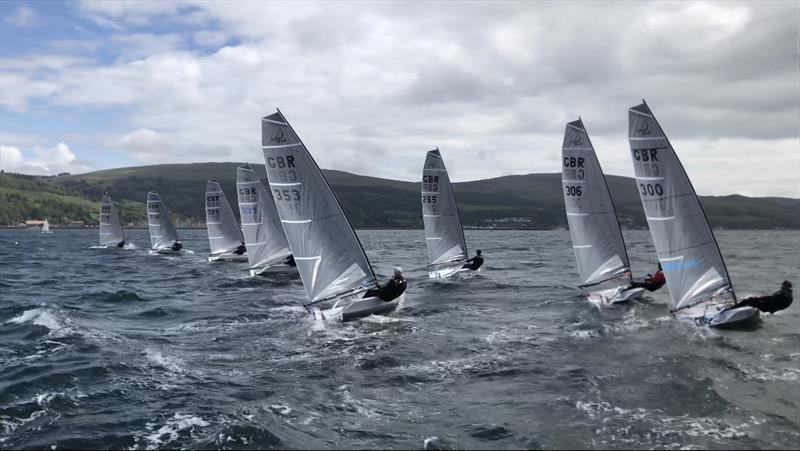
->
(170, 240), (183, 251)
(234, 241), (246, 255)
(461, 249), (484, 270)
(629, 263), (665, 292)
(284, 254), (296, 267)
(728, 280), (793, 314)
(116, 240), (125, 248)
(365, 267), (407, 302)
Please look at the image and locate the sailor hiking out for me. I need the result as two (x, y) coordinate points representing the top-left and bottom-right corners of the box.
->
(461, 250), (484, 270)
(727, 281), (793, 314)
(365, 267), (407, 302)
(628, 263), (666, 292)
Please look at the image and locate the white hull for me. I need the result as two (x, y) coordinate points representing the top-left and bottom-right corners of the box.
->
(149, 247), (186, 255)
(676, 305), (760, 328)
(587, 286), (644, 305)
(314, 294), (403, 322)
(208, 252), (249, 262)
(428, 265), (476, 279)
(249, 264), (296, 276)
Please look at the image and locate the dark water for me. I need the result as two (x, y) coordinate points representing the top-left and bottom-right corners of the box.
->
(1, 228), (798, 450)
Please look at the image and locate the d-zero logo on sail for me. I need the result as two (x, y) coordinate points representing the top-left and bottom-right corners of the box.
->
(636, 121), (652, 136)
(569, 133), (583, 146)
(271, 128), (287, 144)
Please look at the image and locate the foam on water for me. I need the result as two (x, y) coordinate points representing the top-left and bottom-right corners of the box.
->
(6, 308), (62, 331)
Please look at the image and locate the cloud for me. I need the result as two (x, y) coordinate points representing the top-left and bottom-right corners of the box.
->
(0, 143), (96, 175)
(0, 1), (797, 197)
(4, 4), (38, 27)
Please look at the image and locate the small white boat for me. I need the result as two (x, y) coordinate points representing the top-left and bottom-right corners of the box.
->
(261, 110), (399, 322)
(205, 180), (248, 263)
(99, 194), (126, 248)
(561, 118), (641, 305)
(40, 218), (52, 234)
(627, 101), (757, 327)
(421, 148), (477, 279)
(236, 164), (295, 275)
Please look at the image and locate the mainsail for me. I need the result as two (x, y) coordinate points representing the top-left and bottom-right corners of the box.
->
(41, 218), (50, 233)
(421, 148), (468, 266)
(236, 164), (292, 269)
(147, 191), (179, 250)
(562, 119), (630, 286)
(205, 180), (244, 255)
(261, 110), (377, 303)
(627, 101), (734, 312)
(99, 194), (125, 246)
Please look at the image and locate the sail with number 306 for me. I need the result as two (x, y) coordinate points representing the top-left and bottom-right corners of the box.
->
(260, 110), (377, 304)
(561, 118), (631, 287)
(627, 101), (735, 314)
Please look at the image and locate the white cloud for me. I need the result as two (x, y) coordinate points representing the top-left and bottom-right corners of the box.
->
(0, 142), (96, 175)
(4, 4), (38, 27)
(0, 1), (797, 197)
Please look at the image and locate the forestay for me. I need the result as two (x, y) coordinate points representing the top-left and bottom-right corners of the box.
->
(236, 164), (292, 269)
(261, 110), (377, 303)
(147, 191), (179, 250)
(422, 148), (468, 266)
(99, 194), (125, 246)
(205, 180), (244, 255)
(627, 101), (734, 312)
(562, 119), (630, 286)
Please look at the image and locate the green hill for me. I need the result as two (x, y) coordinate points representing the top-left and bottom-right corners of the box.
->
(0, 163), (797, 229)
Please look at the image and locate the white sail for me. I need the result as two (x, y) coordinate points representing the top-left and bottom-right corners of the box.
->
(422, 148), (468, 267)
(562, 119), (631, 286)
(99, 194), (125, 246)
(41, 218), (50, 233)
(236, 164), (292, 271)
(205, 180), (244, 256)
(261, 110), (377, 304)
(147, 191), (179, 250)
(627, 101), (734, 312)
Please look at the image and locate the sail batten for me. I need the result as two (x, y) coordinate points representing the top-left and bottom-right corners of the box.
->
(236, 164), (293, 270)
(147, 192), (179, 250)
(205, 180), (244, 256)
(261, 111), (376, 303)
(421, 148), (468, 267)
(99, 194), (125, 246)
(562, 118), (631, 287)
(627, 101), (734, 311)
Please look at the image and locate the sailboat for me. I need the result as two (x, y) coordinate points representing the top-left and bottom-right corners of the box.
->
(147, 191), (183, 254)
(99, 193), (126, 248)
(205, 180), (248, 262)
(236, 164), (295, 275)
(261, 109), (401, 322)
(561, 118), (644, 304)
(40, 218), (52, 234)
(422, 148), (471, 279)
(627, 100), (758, 327)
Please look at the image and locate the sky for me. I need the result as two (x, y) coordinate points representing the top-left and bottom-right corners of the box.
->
(0, 0), (798, 197)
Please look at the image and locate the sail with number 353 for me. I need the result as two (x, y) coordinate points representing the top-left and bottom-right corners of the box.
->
(260, 110), (378, 305)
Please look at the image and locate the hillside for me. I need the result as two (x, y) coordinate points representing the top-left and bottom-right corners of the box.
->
(1, 163), (797, 229)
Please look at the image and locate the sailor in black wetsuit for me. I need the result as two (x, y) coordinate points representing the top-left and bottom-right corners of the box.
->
(284, 254), (296, 267)
(170, 240), (183, 251)
(234, 241), (246, 255)
(116, 240), (125, 248)
(728, 280), (793, 314)
(461, 249), (484, 270)
(365, 267), (407, 302)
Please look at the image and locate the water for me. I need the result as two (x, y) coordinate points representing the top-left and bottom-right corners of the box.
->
(1, 228), (798, 449)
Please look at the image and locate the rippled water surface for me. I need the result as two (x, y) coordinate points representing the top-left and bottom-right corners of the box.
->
(1, 228), (798, 449)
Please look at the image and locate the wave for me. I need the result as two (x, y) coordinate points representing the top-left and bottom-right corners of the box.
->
(140, 413), (209, 449)
(5, 308), (62, 331)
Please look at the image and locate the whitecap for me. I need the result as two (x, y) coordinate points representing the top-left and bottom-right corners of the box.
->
(142, 413), (210, 450)
(6, 308), (62, 331)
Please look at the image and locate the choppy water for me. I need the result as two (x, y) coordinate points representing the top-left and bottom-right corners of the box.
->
(0, 228), (798, 449)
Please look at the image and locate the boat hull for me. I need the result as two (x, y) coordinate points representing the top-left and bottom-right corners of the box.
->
(250, 264), (296, 276)
(706, 306), (759, 327)
(149, 248), (184, 255)
(208, 252), (249, 263)
(587, 286), (644, 305)
(429, 266), (476, 279)
(315, 294), (403, 322)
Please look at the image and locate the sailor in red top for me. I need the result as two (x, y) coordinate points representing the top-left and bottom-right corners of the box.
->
(630, 263), (666, 292)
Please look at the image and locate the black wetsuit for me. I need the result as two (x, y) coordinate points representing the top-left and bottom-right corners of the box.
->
(731, 288), (793, 314)
(365, 276), (407, 302)
(116, 241), (125, 248)
(462, 255), (484, 270)
(171, 241), (183, 251)
(284, 255), (296, 267)
(234, 243), (246, 255)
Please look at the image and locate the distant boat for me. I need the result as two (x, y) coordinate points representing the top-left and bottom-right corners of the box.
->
(261, 110), (400, 321)
(205, 180), (248, 262)
(99, 193), (126, 248)
(561, 118), (643, 304)
(627, 100), (757, 327)
(40, 218), (52, 234)
(421, 148), (471, 279)
(146, 191), (183, 254)
(236, 164), (295, 275)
